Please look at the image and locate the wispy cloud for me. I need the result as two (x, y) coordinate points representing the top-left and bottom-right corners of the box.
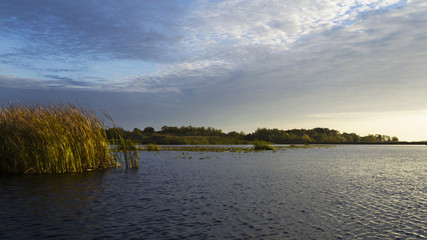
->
(0, 0), (186, 62)
(0, 0), (416, 93)
(44, 75), (95, 88)
(184, 0), (408, 57)
(119, 0), (425, 94)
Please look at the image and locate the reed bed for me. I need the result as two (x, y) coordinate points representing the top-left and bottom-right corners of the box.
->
(0, 103), (117, 174)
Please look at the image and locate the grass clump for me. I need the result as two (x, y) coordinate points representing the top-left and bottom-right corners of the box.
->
(0, 103), (117, 175)
(253, 140), (275, 151)
(102, 112), (139, 170)
(116, 139), (139, 169)
(145, 143), (160, 151)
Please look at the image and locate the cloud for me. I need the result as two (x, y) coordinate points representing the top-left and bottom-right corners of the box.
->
(0, 0), (425, 97)
(129, 0), (421, 94)
(184, 0), (408, 58)
(0, 74), (107, 90)
(167, 0), (427, 129)
(0, 1), (411, 63)
(44, 75), (94, 88)
(0, 75), (47, 89)
(0, 0), (187, 63)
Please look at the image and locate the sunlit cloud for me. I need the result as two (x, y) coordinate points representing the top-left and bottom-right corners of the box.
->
(0, 0), (415, 92)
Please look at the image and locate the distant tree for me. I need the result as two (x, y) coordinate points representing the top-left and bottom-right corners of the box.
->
(133, 128), (143, 135)
(160, 126), (179, 135)
(342, 132), (361, 143)
(106, 127), (127, 139)
(227, 131), (242, 139)
(300, 134), (312, 143)
(104, 125), (398, 145)
(143, 127), (155, 136)
(362, 134), (377, 142)
(131, 128), (144, 141)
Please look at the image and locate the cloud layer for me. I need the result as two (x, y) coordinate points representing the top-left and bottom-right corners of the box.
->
(1, 0), (427, 140)
(0, 0), (417, 91)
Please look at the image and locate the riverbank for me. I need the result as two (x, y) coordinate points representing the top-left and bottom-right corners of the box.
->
(136, 144), (334, 152)
(106, 126), (418, 145)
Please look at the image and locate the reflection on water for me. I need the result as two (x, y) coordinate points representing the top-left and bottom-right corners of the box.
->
(0, 145), (426, 239)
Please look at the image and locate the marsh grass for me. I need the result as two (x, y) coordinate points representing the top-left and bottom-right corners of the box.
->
(253, 140), (275, 151)
(0, 103), (116, 174)
(145, 143), (160, 151)
(103, 112), (139, 169)
(117, 139), (139, 169)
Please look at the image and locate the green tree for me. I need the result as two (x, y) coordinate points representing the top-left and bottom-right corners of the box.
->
(143, 127), (155, 136)
(362, 134), (377, 142)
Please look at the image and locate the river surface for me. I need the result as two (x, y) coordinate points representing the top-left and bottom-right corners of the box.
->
(0, 145), (426, 239)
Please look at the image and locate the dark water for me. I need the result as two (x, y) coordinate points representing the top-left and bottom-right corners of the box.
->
(0, 145), (426, 239)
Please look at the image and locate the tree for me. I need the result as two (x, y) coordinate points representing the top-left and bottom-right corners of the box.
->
(362, 134), (377, 142)
(227, 131), (244, 139)
(143, 127), (155, 136)
(300, 134), (312, 143)
(342, 132), (361, 143)
(131, 128), (144, 141)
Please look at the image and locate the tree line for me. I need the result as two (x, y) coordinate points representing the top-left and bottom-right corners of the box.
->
(106, 126), (399, 145)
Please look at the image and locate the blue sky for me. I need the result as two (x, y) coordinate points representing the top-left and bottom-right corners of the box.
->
(1, 0), (427, 141)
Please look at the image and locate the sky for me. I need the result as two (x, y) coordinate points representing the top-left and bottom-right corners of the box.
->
(1, 0), (427, 141)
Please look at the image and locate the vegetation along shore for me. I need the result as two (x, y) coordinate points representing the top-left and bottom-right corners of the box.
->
(107, 125), (407, 145)
(1, 103), (423, 175)
(0, 103), (137, 175)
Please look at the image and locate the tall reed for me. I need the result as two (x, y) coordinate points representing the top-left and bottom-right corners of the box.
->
(0, 103), (117, 174)
(102, 111), (139, 169)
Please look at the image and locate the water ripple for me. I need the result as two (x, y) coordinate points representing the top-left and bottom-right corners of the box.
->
(0, 145), (425, 239)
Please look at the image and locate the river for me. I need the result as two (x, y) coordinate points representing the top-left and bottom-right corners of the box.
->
(0, 145), (425, 239)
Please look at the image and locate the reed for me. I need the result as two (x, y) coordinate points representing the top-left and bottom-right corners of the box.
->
(117, 139), (139, 169)
(0, 103), (117, 174)
(102, 111), (139, 169)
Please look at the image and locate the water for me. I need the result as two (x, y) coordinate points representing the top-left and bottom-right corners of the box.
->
(0, 145), (425, 239)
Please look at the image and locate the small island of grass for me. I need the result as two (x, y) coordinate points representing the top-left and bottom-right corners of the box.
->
(253, 140), (275, 151)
